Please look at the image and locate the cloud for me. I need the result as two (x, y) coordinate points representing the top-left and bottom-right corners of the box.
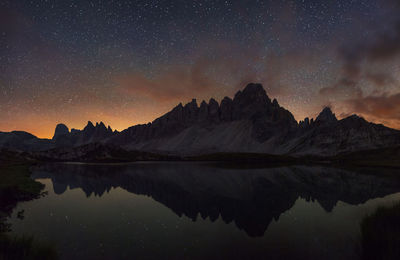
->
(346, 92), (400, 120)
(319, 78), (363, 98)
(320, 0), (400, 98)
(365, 72), (397, 88)
(343, 92), (400, 129)
(115, 60), (219, 103)
(113, 43), (259, 103)
(113, 0), (313, 105)
(366, 22), (400, 61)
(114, 44), (320, 105)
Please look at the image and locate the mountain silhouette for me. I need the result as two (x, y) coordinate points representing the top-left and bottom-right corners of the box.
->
(1, 83), (400, 159)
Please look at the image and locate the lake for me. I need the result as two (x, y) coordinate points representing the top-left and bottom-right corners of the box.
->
(6, 162), (400, 259)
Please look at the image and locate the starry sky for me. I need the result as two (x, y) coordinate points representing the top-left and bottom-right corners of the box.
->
(1, 0), (400, 138)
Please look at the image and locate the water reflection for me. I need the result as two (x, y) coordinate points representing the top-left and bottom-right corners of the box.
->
(31, 163), (400, 237)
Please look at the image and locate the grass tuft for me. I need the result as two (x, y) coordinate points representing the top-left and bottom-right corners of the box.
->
(361, 202), (400, 260)
(0, 234), (57, 260)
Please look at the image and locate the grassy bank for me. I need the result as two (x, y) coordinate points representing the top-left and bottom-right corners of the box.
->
(0, 166), (44, 205)
(361, 202), (400, 260)
(4, 144), (399, 168)
(0, 164), (57, 259)
(331, 146), (400, 168)
(0, 165), (44, 232)
(0, 234), (57, 260)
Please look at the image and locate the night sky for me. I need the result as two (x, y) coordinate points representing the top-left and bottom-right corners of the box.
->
(1, 0), (400, 138)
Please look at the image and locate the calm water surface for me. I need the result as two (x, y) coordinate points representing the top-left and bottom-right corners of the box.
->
(6, 162), (400, 259)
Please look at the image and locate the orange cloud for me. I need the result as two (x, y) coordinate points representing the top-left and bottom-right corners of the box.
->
(343, 92), (400, 129)
(115, 64), (215, 103)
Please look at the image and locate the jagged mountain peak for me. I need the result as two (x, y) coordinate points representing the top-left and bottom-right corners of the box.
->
(209, 98), (218, 106)
(49, 120), (117, 147)
(85, 121), (95, 129)
(96, 121), (107, 129)
(108, 82), (300, 147)
(186, 98), (198, 106)
(315, 107), (337, 123)
(222, 96), (233, 102)
(299, 117), (310, 128)
(233, 83), (271, 107)
(242, 82), (265, 94)
(5, 82), (398, 157)
(238, 83), (269, 98)
(83, 121), (112, 131)
(272, 98), (279, 107)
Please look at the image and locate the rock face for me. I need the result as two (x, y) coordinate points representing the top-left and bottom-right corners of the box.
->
(107, 83), (400, 155)
(315, 107), (337, 124)
(286, 111), (400, 155)
(52, 124), (69, 140)
(51, 121), (116, 147)
(220, 97), (233, 121)
(108, 83), (299, 153)
(231, 83), (271, 120)
(1, 83), (400, 155)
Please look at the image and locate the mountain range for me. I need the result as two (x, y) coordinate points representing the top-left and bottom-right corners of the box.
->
(1, 83), (400, 162)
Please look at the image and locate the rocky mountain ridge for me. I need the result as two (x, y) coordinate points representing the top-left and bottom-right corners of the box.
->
(1, 83), (399, 157)
(108, 83), (298, 150)
(52, 121), (116, 147)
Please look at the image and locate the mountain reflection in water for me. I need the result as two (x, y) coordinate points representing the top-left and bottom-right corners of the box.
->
(31, 163), (400, 237)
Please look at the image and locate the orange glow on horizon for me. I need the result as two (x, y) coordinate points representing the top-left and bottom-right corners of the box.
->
(2, 105), (399, 139)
